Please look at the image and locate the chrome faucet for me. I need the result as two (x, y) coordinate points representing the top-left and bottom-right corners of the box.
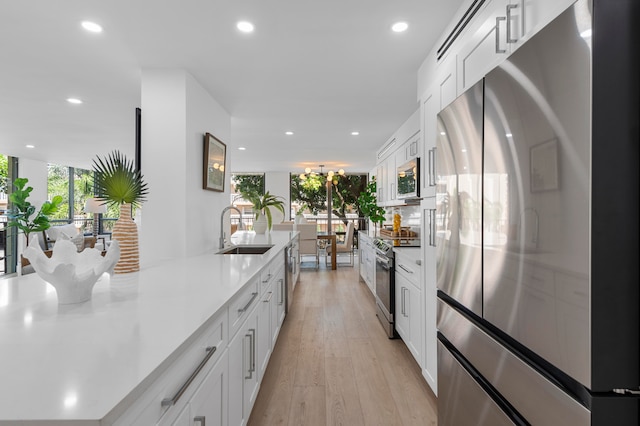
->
(219, 206), (245, 249)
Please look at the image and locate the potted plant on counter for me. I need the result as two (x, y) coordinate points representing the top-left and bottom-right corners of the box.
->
(357, 177), (386, 236)
(93, 150), (149, 273)
(242, 191), (285, 234)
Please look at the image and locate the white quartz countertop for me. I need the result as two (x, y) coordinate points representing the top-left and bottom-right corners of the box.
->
(0, 231), (294, 424)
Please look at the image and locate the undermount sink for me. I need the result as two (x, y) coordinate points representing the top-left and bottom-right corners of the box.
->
(217, 245), (274, 255)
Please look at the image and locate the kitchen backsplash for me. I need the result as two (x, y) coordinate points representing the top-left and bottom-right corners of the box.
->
(384, 204), (421, 240)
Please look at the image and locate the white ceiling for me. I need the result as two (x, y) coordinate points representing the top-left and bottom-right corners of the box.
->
(0, 0), (464, 173)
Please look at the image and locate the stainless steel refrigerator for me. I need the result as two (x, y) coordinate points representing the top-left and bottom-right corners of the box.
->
(436, 0), (639, 424)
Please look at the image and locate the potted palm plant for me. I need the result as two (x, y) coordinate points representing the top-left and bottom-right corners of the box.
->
(242, 190), (285, 234)
(92, 150), (149, 273)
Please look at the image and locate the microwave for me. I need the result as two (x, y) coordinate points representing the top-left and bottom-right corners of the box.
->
(396, 157), (420, 200)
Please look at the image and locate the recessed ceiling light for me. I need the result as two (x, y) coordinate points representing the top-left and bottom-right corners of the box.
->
(285, 131), (294, 136)
(237, 21), (255, 33)
(238, 147), (246, 151)
(505, 133), (513, 137)
(81, 21), (103, 33)
(67, 98), (83, 104)
(440, 132), (446, 136)
(351, 131), (360, 136)
(580, 29), (592, 39)
(391, 22), (408, 33)
(461, 148), (467, 152)
(25, 145), (35, 149)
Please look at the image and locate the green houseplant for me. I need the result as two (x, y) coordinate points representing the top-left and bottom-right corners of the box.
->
(92, 150), (149, 273)
(7, 178), (63, 245)
(242, 190), (285, 233)
(357, 177), (386, 236)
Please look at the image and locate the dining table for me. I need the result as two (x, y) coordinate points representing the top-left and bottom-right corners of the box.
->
(317, 233), (337, 270)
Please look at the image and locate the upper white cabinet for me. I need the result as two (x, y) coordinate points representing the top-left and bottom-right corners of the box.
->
(457, 0), (576, 93)
(457, 0), (512, 93)
(376, 109), (420, 207)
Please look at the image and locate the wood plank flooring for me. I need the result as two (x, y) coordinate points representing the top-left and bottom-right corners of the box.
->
(248, 260), (437, 426)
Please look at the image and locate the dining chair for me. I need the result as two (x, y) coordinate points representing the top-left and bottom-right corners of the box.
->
(326, 222), (355, 266)
(296, 223), (319, 269)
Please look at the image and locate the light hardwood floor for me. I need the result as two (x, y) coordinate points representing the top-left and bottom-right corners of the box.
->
(248, 259), (437, 426)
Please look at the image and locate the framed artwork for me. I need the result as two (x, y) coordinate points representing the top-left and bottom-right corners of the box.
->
(530, 138), (559, 192)
(203, 133), (226, 192)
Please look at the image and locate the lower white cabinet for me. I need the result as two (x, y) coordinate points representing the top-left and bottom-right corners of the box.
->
(394, 251), (423, 367)
(256, 282), (273, 381)
(171, 350), (229, 426)
(422, 198), (438, 395)
(272, 268), (286, 347)
(229, 306), (259, 426)
(229, 261), (286, 426)
(358, 232), (375, 295)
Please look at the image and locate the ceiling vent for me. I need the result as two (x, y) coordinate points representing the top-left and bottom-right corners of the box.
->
(437, 0), (487, 61)
(377, 138), (397, 159)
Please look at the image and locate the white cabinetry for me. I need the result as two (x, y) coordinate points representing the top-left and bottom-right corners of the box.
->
(229, 257), (285, 426)
(229, 306), (259, 426)
(421, 198), (438, 394)
(394, 250), (423, 367)
(122, 311), (227, 426)
(358, 232), (375, 295)
(170, 351), (229, 426)
(376, 109), (421, 207)
(272, 268), (286, 347)
(457, 0), (511, 93)
(457, 0), (576, 93)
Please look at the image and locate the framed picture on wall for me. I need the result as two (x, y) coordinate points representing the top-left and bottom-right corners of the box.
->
(530, 138), (559, 192)
(203, 132), (226, 192)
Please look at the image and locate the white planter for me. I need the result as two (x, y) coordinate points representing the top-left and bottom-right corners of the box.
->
(253, 213), (268, 234)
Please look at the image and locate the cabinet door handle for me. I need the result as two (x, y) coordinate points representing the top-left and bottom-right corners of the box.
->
(249, 328), (256, 374)
(263, 291), (273, 303)
(401, 287), (406, 316)
(398, 264), (413, 274)
(495, 16), (507, 53)
(428, 209), (437, 247)
(194, 416), (206, 426)
(244, 330), (255, 379)
(428, 148), (437, 186)
(238, 292), (259, 314)
(262, 273), (272, 283)
(279, 278), (285, 305)
(506, 4), (518, 43)
(161, 346), (217, 407)
(402, 287), (409, 317)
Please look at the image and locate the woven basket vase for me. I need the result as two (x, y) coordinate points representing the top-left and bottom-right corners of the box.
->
(112, 203), (139, 273)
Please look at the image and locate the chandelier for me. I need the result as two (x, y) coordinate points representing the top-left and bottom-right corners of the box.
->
(299, 164), (345, 182)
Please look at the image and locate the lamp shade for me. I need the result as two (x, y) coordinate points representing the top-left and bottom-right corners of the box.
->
(84, 197), (107, 214)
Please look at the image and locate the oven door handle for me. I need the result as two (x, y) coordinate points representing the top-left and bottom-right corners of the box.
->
(375, 254), (392, 270)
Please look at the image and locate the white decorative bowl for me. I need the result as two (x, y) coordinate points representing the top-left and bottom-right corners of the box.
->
(23, 239), (121, 304)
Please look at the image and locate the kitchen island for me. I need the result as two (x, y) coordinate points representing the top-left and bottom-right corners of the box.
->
(0, 231), (296, 425)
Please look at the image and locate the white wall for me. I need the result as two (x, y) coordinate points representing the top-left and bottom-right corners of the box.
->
(185, 73), (231, 256)
(18, 158), (48, 206)
(140, 69), (231, 267)
(264, 171), (291, 221)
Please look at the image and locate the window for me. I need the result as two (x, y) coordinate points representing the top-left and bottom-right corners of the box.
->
(290, 172), (367, 234)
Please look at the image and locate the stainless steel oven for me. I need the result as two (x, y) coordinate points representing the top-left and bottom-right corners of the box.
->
(374, 238), (396, 338)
